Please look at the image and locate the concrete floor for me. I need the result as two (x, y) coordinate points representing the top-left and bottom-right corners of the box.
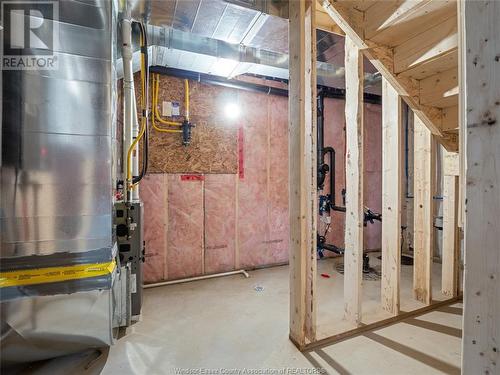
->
(17, 254), (463, 374)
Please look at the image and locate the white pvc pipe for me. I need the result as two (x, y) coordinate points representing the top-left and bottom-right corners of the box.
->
(131, 95), (140, 201)
(143, 269), (250, 289)
(121, 14), (134, 202)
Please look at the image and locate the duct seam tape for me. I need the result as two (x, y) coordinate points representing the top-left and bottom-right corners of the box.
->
(0, 260), (117, 288)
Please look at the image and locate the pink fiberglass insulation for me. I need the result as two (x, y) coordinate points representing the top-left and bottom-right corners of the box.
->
(267, 94), (289, 264)
(363, 103), (382, 250)
(141, 174), (167, 283)
(322, 99), (382, 252)
(204, 174), (237, 273)
(167, 174), (204, 279)
(323, 98), (347, 250)
(237, 91), (270, 268)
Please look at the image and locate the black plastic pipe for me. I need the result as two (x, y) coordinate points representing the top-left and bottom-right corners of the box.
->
(150, 66), (289, 97)
(317, 92), (327, 189)
(149, 66), (383, 104)
(132, 21), (149, 186)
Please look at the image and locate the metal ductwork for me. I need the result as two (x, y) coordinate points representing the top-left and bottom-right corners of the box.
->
(1, 0), (119, 366)
(116, 24), (380, 94)
(124, 0), (381, 93)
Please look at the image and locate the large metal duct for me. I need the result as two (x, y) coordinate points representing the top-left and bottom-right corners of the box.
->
(0, 0), (119, 366)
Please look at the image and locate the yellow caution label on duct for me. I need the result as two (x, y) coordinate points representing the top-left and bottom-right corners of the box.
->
(0, 260), (116, 288)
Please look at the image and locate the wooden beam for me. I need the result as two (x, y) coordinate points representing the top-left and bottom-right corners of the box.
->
(442, 166), (459, 297)
(288, 0), (317, 348)
(343, 35), (364, 326)
(462, 1), (500, 372)
(320, 0), (458, 152)
(364, 0), (456, 48)
(315, 1), (344, 35)
(393, 15), (458, 75)
(419, 68), (459, 109)
(381, 78), (402, 315)
(302, 296), (461, 352)
(413, 113), (435, 305)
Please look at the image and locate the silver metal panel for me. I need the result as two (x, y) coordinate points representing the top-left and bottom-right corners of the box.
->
(1, 0), (117, 365)
(5, 77), (111, 136)
(2, 215), (111, 245)
(246, 14), (288, 54)
(16, 13), (111, 59)
(190, 0), (227, 37)
(24, 52), (111, 83)
(171, 0), (200, 31)
(2, 183), (110, 218)
(130, 0), (381, 94)
(212, 3), (259, 43)
(1, 239), (114, 259)
(2, 132), (111, 183)
(0, 288), (115, 366)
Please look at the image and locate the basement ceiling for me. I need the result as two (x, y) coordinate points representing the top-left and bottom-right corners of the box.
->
(127, 0), (380, 93)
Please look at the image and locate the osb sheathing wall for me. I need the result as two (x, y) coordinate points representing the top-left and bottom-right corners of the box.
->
(139, 79), (382, 283)
(136, 73), (238, 173)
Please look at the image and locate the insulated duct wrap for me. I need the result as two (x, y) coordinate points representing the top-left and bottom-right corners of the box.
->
(0, 0), (118, 366)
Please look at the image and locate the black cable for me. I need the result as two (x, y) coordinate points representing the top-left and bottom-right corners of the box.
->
(132, 21), (149, 185)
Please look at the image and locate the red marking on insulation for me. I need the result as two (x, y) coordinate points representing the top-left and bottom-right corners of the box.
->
(238, 126), (244, 179)
(320, 273), (331, 278)
(181, 175), (205, 181)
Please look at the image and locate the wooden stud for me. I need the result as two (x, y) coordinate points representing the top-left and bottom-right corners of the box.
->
(462, 0), (500, 372)
(413, 114), (435, 305)
(288, 0), (317, 347)
(343, 35), (364, 326)
(381, 78), (402, 315)
(442, 170), (459, 297)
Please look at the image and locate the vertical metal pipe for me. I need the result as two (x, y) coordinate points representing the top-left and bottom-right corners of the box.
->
(122, 14), (134, 201)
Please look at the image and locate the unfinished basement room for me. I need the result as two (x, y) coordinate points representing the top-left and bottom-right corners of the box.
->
(0, 0), (498, 374)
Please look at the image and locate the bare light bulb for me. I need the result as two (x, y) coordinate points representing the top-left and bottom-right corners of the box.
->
(224, 102), (241, 120)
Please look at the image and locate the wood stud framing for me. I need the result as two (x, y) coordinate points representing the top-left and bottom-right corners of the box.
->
(462, 1), (500, 372)
(288, 0), (469, 354)
(442, 152), (460, 297)
(413, 114), (435, 305)
(381, 78), (402, 315)
(288, 0), (317, 348)
(343, 35), (364, 326)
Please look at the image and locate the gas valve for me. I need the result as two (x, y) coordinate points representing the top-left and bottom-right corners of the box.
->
(182, 120), (194, 146)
